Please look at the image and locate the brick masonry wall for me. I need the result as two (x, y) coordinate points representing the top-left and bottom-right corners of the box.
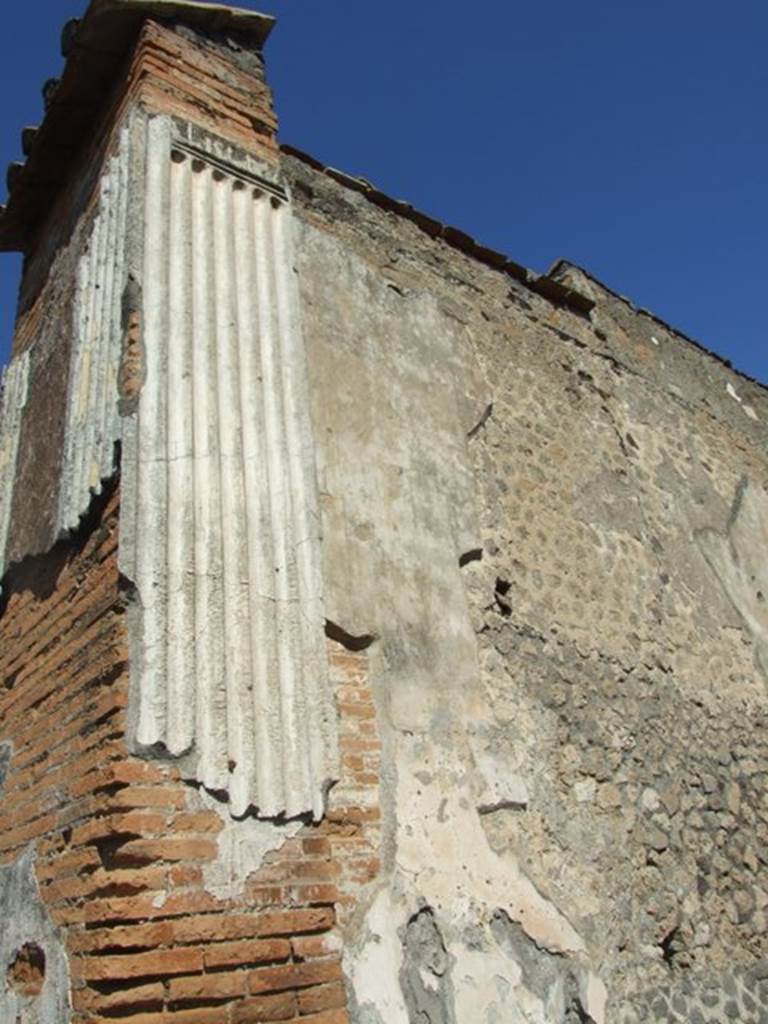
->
(14, 17), (277, 363)
(134, 21), (279, 159)
(0, 486), (381, 1023)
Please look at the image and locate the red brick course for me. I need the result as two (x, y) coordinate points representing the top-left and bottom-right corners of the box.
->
(0, 484), (380, 1022)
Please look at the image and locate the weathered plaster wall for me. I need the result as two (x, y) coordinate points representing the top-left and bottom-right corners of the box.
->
(0, 848), (71, 1023)
(285, 152), (768, 1022)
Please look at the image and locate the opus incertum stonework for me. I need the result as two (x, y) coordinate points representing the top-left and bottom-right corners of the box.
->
(0, 3), (767, 1022)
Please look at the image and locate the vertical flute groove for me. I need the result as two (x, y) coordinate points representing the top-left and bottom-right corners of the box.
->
(100, 135), (131, 471)
(135, 117), (172, 748)
(273, 204), (313, 806)
(92, 162), (119, 491)
(250, 192), (284, 815)
(166, 154), (196, 755)
(272, 203), (329, 816)
(60, 253), (92, 530)
(60, 127), (131, 536)
(236, 186), (279, 812)
(0, 352), (31, 579)
(254, 195), (296, 814)
(226, 178), (258, 812)
(212, 174), (250, 815)
(192, 163), (228, 791)
(76, 209), (105, 515)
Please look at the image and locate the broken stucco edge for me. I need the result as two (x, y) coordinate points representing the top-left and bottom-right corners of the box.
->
(505, 869), (587, 958)
(57, 123), (133, 536)
(200, 795), (304, 901)
(0, 114), (143, 588)
(549, 258), (768, 394)
(0, 846), (72, 1022)
(502, 884), (608, 1023)
(0, 350), (31, 583)
(279, 144), (596, 320)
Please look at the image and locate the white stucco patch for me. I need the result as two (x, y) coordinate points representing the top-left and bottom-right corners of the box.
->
(200, 790), (303, 900)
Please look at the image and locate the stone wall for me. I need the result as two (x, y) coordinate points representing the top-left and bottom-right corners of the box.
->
(283, 150), (768, 1021)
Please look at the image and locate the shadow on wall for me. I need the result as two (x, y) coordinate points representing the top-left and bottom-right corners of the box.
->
(0, 252), (22, 370)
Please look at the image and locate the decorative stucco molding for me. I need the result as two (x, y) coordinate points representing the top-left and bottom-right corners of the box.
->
(0, 350), (31, 579)
(59, 127), (132, 534)
(119, 117), (335, 820)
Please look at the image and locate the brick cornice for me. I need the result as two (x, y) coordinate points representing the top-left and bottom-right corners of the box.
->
(0, 1), (275, 252)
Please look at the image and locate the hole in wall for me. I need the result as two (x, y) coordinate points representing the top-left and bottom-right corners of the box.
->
(94, 834), (141, 870)
(0, 742), (12, 795)
(3, 670), (19, 691)
(566, 994), (593, 1023)
(659, 924), (681, 968)
(7, 943), (46, 999)
(494, 578), (512, 617)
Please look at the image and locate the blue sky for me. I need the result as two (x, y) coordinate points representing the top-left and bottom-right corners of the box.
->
(1, 1), (766, 382)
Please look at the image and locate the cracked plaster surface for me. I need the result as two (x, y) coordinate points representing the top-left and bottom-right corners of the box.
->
(0, 848), (70, 1024)
(291, 156), (768, 1021)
